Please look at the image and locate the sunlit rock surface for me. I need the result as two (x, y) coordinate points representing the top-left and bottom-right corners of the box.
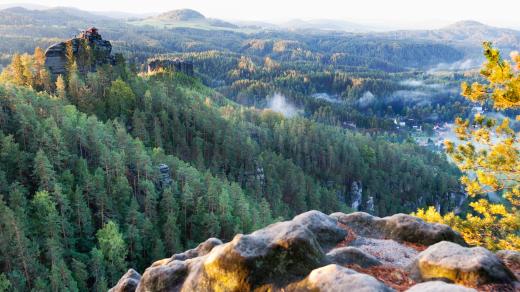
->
(112, 210), (519, 292)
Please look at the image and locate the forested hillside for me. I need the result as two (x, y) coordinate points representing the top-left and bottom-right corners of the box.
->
(0, 35), (463, 289)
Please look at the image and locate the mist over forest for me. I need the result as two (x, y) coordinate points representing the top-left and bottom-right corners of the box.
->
(0, 3), (519, 292)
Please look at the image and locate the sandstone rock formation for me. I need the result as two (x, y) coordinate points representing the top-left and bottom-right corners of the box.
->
(326, 246), (382, 268)
(111, 210), (519, 292)
(497, 250), (520, 266)
(330, 212), (466, 246)
(405, 281), (477, 292)
(109, 269), (141, 292)
(408, 241), (517, 286)
(171, 237), (222, 261)
(45, 27), (114, 78)
(286, 264), (394, 292)
(147, 58), (194, 76)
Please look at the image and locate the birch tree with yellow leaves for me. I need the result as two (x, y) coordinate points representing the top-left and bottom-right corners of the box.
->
(415, 42), (520, 251)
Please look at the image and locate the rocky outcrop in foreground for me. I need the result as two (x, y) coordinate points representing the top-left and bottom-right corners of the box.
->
(111, 211), (519, 291)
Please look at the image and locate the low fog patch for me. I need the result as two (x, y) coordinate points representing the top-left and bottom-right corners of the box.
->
(399, 79), (425, 87)
(428, 59), (480, 73)
(357, 91), (376, 108)
(267, 93), (299, 117)
(312, 92), (342, 103)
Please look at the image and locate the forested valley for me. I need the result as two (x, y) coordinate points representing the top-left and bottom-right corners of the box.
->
(0, 36), (462, 292)
(0, 5), (518, 291)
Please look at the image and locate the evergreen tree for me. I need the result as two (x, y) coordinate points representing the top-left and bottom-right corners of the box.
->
(33, 149), (56, 192)
(95, 221), (127, 286)
(416, 43), (520, 250)
(10, 53), (25, 86)
(55, 75), (66, 99)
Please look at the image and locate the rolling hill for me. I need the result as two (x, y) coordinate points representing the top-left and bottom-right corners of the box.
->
(379, 20), (520, 53)
(131, 9), (240, 30)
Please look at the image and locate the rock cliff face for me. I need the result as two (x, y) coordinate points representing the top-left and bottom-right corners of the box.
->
(111, 211), (519, 292)
(44, 27), (114, 78)
(147, 58), (194, 76)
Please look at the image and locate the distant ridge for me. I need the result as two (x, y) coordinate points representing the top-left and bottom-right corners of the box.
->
(0, 2), (48, 10)
(156, 9), (205, 21)
(137, 8), (238, 29)
(444, 20), (487, 28)
(377, 19), (520, 51)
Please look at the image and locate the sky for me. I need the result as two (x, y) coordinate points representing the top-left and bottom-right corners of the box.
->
(2, 0), (520, 29)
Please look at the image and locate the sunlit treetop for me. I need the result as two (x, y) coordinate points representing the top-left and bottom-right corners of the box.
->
(461, 42), (520, 110)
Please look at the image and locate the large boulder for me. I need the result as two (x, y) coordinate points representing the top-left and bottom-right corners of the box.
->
(182, 220), (327, 291)
(285, 264), (394, 292)
(383, 214), (466, 246)
(292, 210), (346, 250)
(331, 212), (383, 236)
(136, 260), (190, 292)
(171, 238), (223, 261)
(109, 269), (141, 292)
(326, 246), (382, 268)
(406, 281), (477, 292)
(408, 241), (517, 286)
(330, 212), (465, 246)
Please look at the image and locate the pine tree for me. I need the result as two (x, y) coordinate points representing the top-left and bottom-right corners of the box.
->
(106, 79), (136, 120)
(416, 43), (520, 251)
(21, 54), (34, 88)
(89, 248), (108, 292)
(70, 258), (89, 292)
(124, 198), (144, 268)
(160, 186), (182, 254)
(0, 273), (11, 292)
(70, 186), (93, 250)
(55, 75), (66, 99)
(33, 149), (56, 192)
(10, 53), (25, 86)
(40, 68), (52, 92)
(31, 191), (78, 291)
(141, 179), (158, 225)
(95, 221), (127, 286)
(93, 167), (110, 226)
(0, 196), (36, 290)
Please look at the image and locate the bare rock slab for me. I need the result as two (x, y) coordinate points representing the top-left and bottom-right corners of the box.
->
(286, 264), (394, 292)
(109, 269), (141, 292)
(349, 237), (419, 267)
(408, 241), (517, 286)
(406, 281), (477, 292)
(326, 246), (382, 268)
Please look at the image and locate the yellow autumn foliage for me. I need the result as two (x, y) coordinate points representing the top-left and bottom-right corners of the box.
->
(414, 42), (520, 251)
